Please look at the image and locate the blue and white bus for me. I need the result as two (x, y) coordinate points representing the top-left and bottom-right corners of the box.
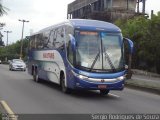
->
(28, 19), (133, 95)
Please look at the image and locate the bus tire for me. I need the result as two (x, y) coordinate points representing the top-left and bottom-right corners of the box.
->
(33, 69), (40, 83)
(60, 73), (71, 94)
(100, 90), (110, 95)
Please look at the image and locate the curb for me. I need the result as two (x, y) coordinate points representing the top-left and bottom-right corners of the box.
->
(125, 80), (160, 95)
(0, 101), (18, 120)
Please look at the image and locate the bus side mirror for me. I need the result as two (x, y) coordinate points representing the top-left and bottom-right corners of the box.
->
(69, 34), (76, 51)
(123, 38), (134, 79)
(123, 38), (134, 54)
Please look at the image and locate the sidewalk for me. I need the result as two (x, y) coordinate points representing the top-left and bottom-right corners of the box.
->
(126, 71), (160, 95)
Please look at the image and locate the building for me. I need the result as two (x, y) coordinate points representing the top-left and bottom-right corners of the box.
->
(67, 0), (138, 22)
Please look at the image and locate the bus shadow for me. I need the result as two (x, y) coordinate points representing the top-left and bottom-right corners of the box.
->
(70, 90), (121, 100)
(30, 79), (121, 100)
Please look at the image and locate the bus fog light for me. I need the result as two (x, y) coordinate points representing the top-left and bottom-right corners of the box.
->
(76, 83), (80, 86)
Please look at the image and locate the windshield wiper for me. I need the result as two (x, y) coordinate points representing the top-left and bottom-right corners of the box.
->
(90, 50), (100, 72)
(104, 47), (116, 72)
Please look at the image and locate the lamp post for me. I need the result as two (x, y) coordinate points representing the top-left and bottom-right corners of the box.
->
(3, 30), (12, 62)
(4, 30), (12, 46)
(18, 19), (29, 59)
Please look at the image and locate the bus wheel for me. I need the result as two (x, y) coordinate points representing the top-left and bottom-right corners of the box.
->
(33, 69), (40, 83)
(60, 74), (71, 94)
(100, 90), (110, 95)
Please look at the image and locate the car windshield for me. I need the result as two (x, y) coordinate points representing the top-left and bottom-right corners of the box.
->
(13, 59), (24, 63)
(75, 30), (124, 72)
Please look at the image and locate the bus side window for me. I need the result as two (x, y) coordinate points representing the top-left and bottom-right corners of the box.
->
(37, 34), (44, 49)
(29, 37), (32, 50)
(67, 41), (74, 64)
(30, 36), (36, 49)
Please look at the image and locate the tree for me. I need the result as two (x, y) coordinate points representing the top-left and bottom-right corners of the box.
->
(0, 39), (4, 46)
(115, 13), (160, 73)
(146, 12), (160, 73)
(0, 0), (8, 16)
(0, 0), (8, 47)
(0, 32), (4, 46)
(0, 38), (29, 61)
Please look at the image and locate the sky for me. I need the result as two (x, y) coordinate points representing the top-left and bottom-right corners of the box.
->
(0, 0), (75, 45)
(0, 0), (160, 45)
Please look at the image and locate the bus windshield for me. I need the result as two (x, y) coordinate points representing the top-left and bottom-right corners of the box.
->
(75, 30), (124, 72)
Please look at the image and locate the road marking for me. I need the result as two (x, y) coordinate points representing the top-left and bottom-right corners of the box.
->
(0, 100), (18, 120)
(108, 93), (120, 98)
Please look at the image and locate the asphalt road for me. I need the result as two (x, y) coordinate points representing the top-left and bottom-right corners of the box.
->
(0, 64), (160, 114)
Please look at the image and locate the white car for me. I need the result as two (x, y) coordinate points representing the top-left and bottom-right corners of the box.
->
(9, 59), (26, 71)
(0, 60), (1, 64)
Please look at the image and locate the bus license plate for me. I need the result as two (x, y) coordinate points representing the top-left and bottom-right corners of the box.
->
(98, 85), (107, 89)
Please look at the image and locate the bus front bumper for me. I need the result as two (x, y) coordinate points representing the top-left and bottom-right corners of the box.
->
(73, 76), (125, 90)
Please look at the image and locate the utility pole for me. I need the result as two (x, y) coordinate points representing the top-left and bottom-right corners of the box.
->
(127, 0), (129, 10)
(137, 0), (140, 13)
(142, 0), (146, 14)
(4, 30), (12, 46)
(151, 10), (154, 19)
(18, 19), (29, 59)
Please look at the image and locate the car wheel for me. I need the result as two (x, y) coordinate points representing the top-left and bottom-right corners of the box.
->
(60, 74), (71, 94)
(33, 70), (40, 82)
(100, 90), (110, 95)
(10, 67), (13, 71)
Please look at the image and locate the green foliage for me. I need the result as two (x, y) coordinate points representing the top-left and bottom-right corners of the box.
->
(0, 38), (29, 61)
(0, 1), (8, 46)
(0, 39), (4, 46)
(115, 14), (160, 73)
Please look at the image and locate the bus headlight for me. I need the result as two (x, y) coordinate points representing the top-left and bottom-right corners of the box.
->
(117, 76), (125, 81)
(78, 74), (88, 79)
(71, 70), (88, 79)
